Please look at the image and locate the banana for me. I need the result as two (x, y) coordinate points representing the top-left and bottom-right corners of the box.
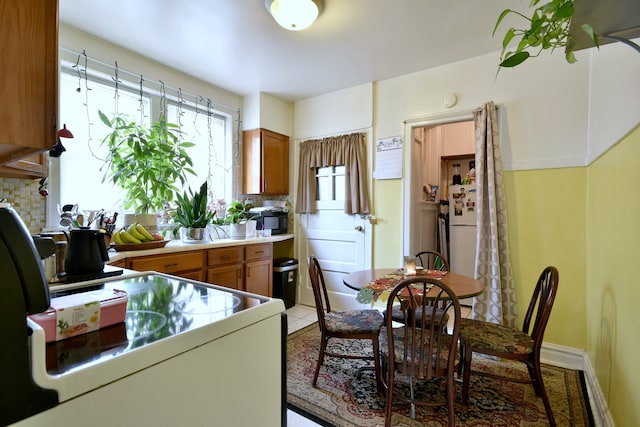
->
(112, 230), (124, 245)
(119, 230), (142, 244)
(135, 223), (154, 241)
(127, 224), (147, 241)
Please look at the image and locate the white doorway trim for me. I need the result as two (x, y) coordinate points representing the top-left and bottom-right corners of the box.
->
(402, 111), (474, 257)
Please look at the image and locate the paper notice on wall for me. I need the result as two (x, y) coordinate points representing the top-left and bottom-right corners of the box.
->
(374, 136), (403, 179)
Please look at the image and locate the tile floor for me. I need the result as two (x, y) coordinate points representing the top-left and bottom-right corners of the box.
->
(284, 304), (473, 426)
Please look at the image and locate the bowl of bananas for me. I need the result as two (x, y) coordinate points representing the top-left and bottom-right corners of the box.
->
(110, 223), (168, 251)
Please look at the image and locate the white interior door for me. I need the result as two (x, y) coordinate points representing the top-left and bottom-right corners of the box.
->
(298, 166), (371, 310)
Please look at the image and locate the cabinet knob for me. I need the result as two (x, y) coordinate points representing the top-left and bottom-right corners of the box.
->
(354, 226), (363, 232)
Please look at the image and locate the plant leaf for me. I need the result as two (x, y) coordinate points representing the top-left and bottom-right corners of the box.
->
(493, 9), (513, 36)
(500, 51), (530, 67)
(580, 24), (599, 48)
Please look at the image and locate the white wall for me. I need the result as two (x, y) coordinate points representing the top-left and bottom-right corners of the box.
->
(242, 92), (293, 136)
(294, 83), (373, 140)
(293, 43), (638, 174)
(60, 25), (242, 110)
(375, 50), (593, 172)
(587, 38), (640, 163)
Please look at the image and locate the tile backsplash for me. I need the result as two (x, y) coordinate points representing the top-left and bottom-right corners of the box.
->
(0, 177), (46, 234)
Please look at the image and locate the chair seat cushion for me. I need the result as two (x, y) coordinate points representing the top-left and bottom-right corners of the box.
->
(325, 309), (383, 334)
(460, 318), (534, 354)
(379, 326), (457, 374)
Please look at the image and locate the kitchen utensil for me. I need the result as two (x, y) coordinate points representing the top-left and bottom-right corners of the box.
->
(64, 228), (109, 275)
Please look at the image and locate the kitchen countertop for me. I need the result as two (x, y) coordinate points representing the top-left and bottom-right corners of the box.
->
(108, 233), (294, 262)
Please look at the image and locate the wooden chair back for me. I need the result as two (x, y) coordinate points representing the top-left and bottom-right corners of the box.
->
(382, 276), (460, 426)
(415, 250), (449, 271)
(522, 266), (559, 348)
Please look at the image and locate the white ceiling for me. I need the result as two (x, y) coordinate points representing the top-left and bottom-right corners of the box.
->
(59, 0), (516, 102)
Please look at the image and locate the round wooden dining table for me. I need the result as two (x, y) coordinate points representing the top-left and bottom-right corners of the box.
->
(343, 268), (485, 299)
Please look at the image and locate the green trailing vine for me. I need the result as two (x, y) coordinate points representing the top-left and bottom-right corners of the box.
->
(494, 0), (599, 69)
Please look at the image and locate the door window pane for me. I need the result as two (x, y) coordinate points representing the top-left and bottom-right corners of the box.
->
(316, 166), (345, 201)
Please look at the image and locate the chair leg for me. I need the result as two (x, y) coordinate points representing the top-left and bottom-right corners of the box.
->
(384, 362), (394, 427)
(446, 372), (456, 427)
(461, 342), (472, 405)
(372, 335), (383, 393)
(312, 337), (327, 387)
(532, 359), (556, 426)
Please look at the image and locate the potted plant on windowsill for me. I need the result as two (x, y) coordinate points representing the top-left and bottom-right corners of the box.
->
(98, 111), (196, 228)
(224, 200), (256, 239)
(171, 181), (217, 242)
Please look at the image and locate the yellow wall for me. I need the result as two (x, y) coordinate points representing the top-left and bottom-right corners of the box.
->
(587, 125), (640, 426)
(503, 168), (587, 348)
(372, 166), (589, 348)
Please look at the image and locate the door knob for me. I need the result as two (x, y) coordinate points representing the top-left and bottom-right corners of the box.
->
(354, 226), (363, 232)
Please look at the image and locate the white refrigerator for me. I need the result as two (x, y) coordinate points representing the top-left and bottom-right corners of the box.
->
(448, 184), (477, 304)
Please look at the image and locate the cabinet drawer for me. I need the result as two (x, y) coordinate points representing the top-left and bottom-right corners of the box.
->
(245, 243), (272, 261)
(128, 251), (204, 274)
(207, 247), (244, 267)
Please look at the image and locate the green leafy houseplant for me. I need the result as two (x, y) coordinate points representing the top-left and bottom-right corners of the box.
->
(172, 181), (217, 238)
(224, 200), (255, 224)
(98, 111), (196, 215)
(494, 0), (599, 69)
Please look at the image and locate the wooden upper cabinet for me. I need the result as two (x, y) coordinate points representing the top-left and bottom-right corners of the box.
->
(242, 128), (289, 195)
(0, 0), (58, 176)
(440, 121), (475, 157)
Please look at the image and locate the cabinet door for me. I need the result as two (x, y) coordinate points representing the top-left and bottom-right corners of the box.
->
(207, 265), (243, 290)
(242, 128), (289, 195)
(127, 251), (204, 275)
(245, 258), (272, 297)
(262, 130), (289, 194)
(440, 121), (474, 157)
(0, 0), (58, 166)
(179, 269), (205, 282)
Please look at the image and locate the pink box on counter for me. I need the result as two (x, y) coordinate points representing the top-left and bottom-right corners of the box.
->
(29, 288), (128, 343)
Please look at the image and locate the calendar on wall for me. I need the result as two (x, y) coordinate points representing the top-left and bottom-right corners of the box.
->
(374, 136), (403, 180)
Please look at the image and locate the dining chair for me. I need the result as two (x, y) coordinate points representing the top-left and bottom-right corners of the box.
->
(415, 250), (449, 271)
(390, 250), (450, 331)
(459, 266), (559, 426)
(380, 276), (461, 427)
(307, 255), (384, 390)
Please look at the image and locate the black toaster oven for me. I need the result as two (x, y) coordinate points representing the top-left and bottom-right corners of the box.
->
(253, 211), (288, 235)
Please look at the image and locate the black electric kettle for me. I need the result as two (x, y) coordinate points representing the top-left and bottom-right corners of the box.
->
(64, 228), (109, 275)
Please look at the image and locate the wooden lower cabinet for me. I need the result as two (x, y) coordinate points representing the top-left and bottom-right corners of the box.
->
(207, 243), (273, 296)
(126, 251), (204, 281)
(121, 242), (274, 297)
(245, 258), (272, 296)
(207, 264), (243, 290)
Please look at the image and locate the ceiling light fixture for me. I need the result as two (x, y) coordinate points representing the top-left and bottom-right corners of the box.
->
(265, 0), (323, 31)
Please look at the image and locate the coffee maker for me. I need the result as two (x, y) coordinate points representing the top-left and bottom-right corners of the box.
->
(0, 207), (58, 424)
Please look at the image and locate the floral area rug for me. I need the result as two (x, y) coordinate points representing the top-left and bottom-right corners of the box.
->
(287, 323), (594, 427)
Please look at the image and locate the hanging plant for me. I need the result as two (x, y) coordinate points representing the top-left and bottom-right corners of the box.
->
(494, 0), (599, 69)
(98, 111), (196, 215)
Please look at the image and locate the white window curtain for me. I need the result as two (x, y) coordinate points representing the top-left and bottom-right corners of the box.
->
(473, 101), (518, 327)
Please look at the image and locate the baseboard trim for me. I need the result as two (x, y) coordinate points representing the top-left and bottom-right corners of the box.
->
(541, 342), (614, 426)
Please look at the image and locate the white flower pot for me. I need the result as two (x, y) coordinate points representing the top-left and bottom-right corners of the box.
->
(229, 223), (246, 240)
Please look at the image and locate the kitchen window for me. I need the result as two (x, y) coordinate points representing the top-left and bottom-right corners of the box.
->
(48, 69), (233, 226)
